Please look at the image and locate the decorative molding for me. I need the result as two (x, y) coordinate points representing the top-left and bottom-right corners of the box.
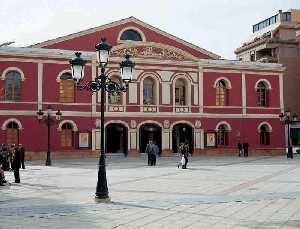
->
(57, 120), (78, 132)
(142, 105), (157, 112)
(56, 69), (72, 82)
(213, 77), (232, 89)
(1, 67), (25, 81)
(130, 120), (137, 129)
(163, 120), (170, 129)
(108, 105), (124, 112)
(175, 106), (189, 113)
(215, 121), (232, 131)
(2, 118), (23, 130)
(254, 79), (272, 90)
(111, 42), (197, 61)
(257, 121), (273, 132)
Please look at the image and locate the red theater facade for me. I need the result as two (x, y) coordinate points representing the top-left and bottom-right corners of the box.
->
(0, 17), (285, 159)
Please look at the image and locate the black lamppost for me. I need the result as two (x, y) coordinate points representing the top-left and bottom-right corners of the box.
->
(36, 105), (62, 166)
(69, 37), (135, 201)
(279, 111), (298, 159)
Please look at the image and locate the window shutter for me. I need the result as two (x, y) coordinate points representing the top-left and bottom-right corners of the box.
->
(61, 129), (73, 147)
(225, 131), (229, 146)
(6, 128), (18, 144)
(60, 80), (75, 103)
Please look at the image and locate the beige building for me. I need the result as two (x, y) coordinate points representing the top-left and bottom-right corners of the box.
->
(235, 9), (300, 116)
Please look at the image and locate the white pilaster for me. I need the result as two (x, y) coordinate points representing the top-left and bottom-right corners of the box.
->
(92, 60), (97, 113)
(37, 62), (43, 110)
(279, 73), (284, 112)
(162, 129), (170, 151)
(199, 66), (204, 113)
(242, 72), (246, 114)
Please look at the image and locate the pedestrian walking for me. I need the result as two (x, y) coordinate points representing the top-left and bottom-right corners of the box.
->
(11, 145), (21, 183)
(237, 141), (243, 157)
(243, 142), (249, 157)
(152, 141), (159, 166)
(182, 142), (189, 169)
(0, 149), (8, 186)
(145, 139), (155, 166)
(19, 144), (25, 169)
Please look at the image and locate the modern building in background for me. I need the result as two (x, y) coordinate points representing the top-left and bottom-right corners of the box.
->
(0, 17), (285, 159)
(235, 9), (300, 152)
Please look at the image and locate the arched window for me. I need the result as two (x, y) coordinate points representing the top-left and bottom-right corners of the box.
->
(120, 29), (142, 41)
(60, 123), (73, 147)
(59, 73), (75, 103)
(260, 125), (270, 145)
(175, 79), (186, 105)
(6, 121), (19, 144)
(216, 80), (228, 106)
(5, 70), (21, 101)
(108, 76), (122, 105)
(217, 124), (228, 146)
(257, 82), (268, 107)
(143, 77), (155, 105)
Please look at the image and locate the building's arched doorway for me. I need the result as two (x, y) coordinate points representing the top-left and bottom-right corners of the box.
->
(106, 123), (128, 155)
(6, 121), (19, 145)
(172, 123), (193, 154)
(139, 123), (161, 154)
(60, 123), (74, 148)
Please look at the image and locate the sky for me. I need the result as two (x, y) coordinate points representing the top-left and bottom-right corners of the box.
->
(1, 0), (300, 59)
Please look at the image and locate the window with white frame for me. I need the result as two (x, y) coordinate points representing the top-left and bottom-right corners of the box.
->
(175, 79), (186, 105)
(143, 77), (155, 105)
(5, 70), (21, 101)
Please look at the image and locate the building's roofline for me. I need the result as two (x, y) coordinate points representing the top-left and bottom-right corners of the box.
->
(199, 59), (285, 71)
(0, 46), (284, 71)
(30, 16), (220, 59)
(0, 46), (95, 59)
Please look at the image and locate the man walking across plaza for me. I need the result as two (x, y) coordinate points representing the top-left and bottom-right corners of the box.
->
(152, 141), (159, 166)
(12, 145), (21, 183)
(145, 139), (155, 166)
(237, 141), (243, 157)
(19, 144), (25, 169)
(243, 142), (249, 157)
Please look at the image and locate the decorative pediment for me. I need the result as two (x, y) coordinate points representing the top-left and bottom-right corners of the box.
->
(111, 42), (197, 61)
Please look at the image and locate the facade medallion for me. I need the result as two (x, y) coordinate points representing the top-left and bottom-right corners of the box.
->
(130, 120), (137, 129)
(163, 120), (170, 129)
(195, 120), (201, 129)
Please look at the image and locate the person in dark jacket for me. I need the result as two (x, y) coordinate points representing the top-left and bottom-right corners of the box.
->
(12, 145), (21, 183)
(19, 144), (25, 169)
(237, 142), (243, 157)
(145, 139), (155, 166)
(243, 142), (249, 157)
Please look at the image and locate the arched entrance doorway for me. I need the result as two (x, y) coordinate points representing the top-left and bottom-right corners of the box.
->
(60, 123), (74, 148)
(172, 123), (193, 154)
(105, 123), (128, 155)
(139, 123), (162, 154)
(6, 121), (19, 145)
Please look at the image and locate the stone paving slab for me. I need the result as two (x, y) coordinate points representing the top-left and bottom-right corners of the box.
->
(1, 155), (300, 228)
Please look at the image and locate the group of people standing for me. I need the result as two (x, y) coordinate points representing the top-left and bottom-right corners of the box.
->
(237, 142), (249, 157)
(0, 144), (25, 186)
(145, 139), (190, 169)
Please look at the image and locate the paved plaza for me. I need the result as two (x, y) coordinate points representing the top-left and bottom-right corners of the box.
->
(1, 154), (300, 229)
